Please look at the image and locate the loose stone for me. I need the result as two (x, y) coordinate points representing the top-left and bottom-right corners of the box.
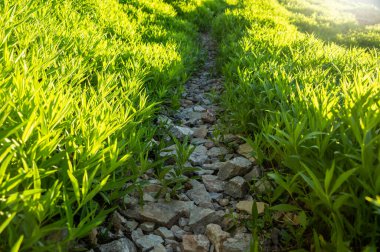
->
(202, 175), (225, 192)
(97, 238), (137, 252)
(207, 147), (229, 158)
(154, 227), (175, 240)
(206, 224), (230, 252)
(189, 145), (208, 166)
(224, 176), (249, 199)
(182, 234), (210, 252)
(217, 157), (252, 180)
(188, 207), (221, 234)
(135, 234), (164, 252)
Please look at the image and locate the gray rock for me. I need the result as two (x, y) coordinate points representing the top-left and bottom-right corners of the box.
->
(193, 125), (208, 138)
(217, 157), (252, 180)
(155, 227), (175, 240)
(125, 220), (139, 233)
(143, 193), (156, 202)
(178, 217), (189, 227)
(171, 225), (187, 240)
(140, 222), (155, 232)
(222, 234), (251, 252)
(111, 211), (127, 232)
(152, 243), (167, 252)
(98, 238), (137, 252)
(237, 143), (256, 163)
(203, 162), (224, 170)
(135, 234), (164, 252)
(207, 147), (229, 158)
(189, 145), (208, 166)
(123, 195), (139, 207)
(244, 166), (261, 181)
(191, 138), (212, 145)
(170, 126), (194, 140)
(202, 175), (225, 192)
(125, 200), (195, 227)
(254, 178), (273, 193)
(189, 207), (222, 234)
(194, 169), (214, 176)
(131, 228), (144, 243)
(224, 176), (249, 199)
(182, 234), (210, 252)
(193, 105), (206, 112)
(186, 182), (213, 208)
(218, 198), (229, 207)
(206, 224), (230, 252)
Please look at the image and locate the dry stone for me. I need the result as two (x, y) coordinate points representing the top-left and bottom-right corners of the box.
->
(224, 176), (249, 198)
(217, 157), (252, 181)
(98, 238), (136, 252)
(206, 224), (230, 252)
(182, 234), (210, 252)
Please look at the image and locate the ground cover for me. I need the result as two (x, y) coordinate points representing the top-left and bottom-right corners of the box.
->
(213, 0), (380, 250)
(0, 0), (222, 250)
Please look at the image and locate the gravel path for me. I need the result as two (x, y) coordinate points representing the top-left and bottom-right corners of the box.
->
(86, 33), (274, 252)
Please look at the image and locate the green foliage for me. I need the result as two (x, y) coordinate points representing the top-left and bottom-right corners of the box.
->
(213, 0), (380, 250)
(279, 0), (380, 48)
(0, 0), (215, 250)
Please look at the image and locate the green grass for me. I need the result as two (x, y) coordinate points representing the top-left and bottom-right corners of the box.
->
(213, 0), (380, 250)
(0, 0), (224, 250)
(279, 0), (380, 48)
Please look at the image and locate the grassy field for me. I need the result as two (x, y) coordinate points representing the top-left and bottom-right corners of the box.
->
(280, 0), (380, 48)
(213, 0), (380, 250)
(0, 0), (223, 250)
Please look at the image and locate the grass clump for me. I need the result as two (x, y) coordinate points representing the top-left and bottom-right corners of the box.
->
(213, 0), (380, 250)
(0, 0), (219, 250)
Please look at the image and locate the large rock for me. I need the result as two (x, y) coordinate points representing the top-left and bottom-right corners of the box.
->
(217, 157), (252, 181)
(186, 182), (213, 208)
(135, 234), (164, 252)
(202, 175), (225, 193)
(205, 224), (230, 252)
(224, 176), (249, 198)
(125, 200), (195, 227)
(189, 145), (208, 166)
(170, 126), (194, 139)
(98, 238), (137, 252)
(189, 207), (222, 234)
(182, 234), (210, 252)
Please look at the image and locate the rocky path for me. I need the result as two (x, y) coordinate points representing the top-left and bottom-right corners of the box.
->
(89, 33), (267, 252)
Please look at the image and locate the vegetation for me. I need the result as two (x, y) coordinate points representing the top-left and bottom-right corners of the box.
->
(2, 0), (380, 251)
(0, 0), (222, 250)
(213, 0), (380, 250)
(280, 0), (380, 48)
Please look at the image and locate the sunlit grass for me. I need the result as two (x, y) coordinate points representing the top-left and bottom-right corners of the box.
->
(280, 0), (380, 48)
(213, 0), (380, 250)
(0, 0), (225, 250)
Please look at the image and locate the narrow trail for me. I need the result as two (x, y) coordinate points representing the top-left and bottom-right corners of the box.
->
(90, 33), (272, 252)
